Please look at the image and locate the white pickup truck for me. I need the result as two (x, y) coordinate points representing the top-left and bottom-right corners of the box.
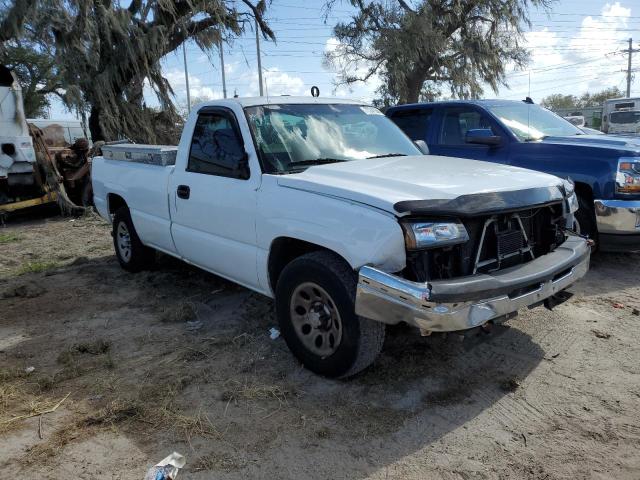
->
(92, 96), (590, 378)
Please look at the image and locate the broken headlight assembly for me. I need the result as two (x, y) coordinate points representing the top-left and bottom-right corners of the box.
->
(401, 220), (469, 250)
(616, 158), (640, 194)
(562, 178), (579, 214)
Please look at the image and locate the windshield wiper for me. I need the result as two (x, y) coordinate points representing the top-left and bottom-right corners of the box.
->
(366, 153), (408, 159)
(286, 158), (348, 169)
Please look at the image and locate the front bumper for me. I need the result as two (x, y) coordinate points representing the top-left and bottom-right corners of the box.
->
(355, 236), (590, 332)
(594, 199), (640, 252)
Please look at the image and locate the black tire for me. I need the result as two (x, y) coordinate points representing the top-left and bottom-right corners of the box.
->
(573, 195), (598, 244)
(275, 251), (385, 378)
(112, 206), (155, 272)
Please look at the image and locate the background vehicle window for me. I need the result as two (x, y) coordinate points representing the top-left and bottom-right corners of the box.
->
(389, 109), (432, 141)
(439, 108), (494, 145)
(488, 104), (581, 140)
(188, 113), (245, 177)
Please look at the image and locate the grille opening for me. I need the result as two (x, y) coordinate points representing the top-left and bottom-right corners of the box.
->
(403, 203), (565, 283)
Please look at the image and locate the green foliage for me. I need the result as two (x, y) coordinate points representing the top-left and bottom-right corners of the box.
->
(325, 0), (550, 104)
(540, 93), (577, 110)
(0, 232), (21, 244)
(578, 87), (624, 108)
(2, 0), (273, 142)
(541, 87), (624, 110)
(0, 41), (58, 118)
(17, 261), (59, 275)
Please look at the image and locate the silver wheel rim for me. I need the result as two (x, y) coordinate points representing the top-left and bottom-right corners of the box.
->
(290, 282), (343, 358)
(116, 221), (132, 263)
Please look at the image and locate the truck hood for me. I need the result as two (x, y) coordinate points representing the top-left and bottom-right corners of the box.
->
(277, 155), (564, 216)
(540, 134), (640, 152)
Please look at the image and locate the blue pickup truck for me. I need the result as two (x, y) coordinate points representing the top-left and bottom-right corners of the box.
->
(386, 100), (640, 252)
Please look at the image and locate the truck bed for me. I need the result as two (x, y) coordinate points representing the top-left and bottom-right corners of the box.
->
(91, 155), (177, 254)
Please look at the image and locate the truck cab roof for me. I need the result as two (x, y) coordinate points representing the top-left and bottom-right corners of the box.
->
(387, 99), (527, 113)
(192, 96), (370, 109)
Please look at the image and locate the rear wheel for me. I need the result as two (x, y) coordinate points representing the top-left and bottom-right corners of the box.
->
(276, 251), (385, 378)
(112, 207), (155, 272)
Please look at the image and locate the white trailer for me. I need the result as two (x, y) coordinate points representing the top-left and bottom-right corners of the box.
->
(602, 97), (640, 135)
(0, 65), (37, 201)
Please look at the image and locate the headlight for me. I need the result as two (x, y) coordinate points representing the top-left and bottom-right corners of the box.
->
(401, 220), (469, 250)
(616, 157), (640, 194)
(562, 179), (578, 214)
(562, 178), (575, 197)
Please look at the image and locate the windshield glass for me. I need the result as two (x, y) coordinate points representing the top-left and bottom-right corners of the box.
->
(487, 103), (582, 141)
(610, 111), (640, 124)
(244, 103), (420, 173)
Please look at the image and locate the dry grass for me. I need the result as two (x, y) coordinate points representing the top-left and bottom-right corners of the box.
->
(192, 452), (247, 472)
(159, 302), (196, 323)
(220, 379), (292, 405)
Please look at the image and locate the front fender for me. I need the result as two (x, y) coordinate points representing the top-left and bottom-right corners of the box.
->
(256, 181), (406, 293)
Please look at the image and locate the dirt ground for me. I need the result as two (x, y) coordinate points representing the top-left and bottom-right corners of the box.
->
(0, 212), (639, 479)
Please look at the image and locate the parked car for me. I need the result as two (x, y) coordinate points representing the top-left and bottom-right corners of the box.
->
(386, 100), (640, 252)
(92, 97), (589, 377)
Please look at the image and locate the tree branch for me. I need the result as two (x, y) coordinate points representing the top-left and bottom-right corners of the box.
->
(397, 0), (416, 13)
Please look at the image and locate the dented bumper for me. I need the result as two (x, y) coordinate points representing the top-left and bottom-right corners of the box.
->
(355, 236), (590, 332)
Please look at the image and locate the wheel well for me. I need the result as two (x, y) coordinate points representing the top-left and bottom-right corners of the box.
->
(267, 238), (338, 293)
(574, 182), (593, 204)
(107, 193), (127, 215)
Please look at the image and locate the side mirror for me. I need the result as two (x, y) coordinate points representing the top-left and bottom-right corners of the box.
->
(414, 139), (429, 154)
(465, 128), (501, 146)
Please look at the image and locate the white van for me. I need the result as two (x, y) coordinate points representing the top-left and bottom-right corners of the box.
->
(602, 98), (640, 135)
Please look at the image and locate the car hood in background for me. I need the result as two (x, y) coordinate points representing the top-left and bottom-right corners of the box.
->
(540, 134), (640, 152)
(277, 155), (564, 216)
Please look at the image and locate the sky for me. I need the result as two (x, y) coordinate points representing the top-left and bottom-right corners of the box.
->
(50, 0), (639, 119)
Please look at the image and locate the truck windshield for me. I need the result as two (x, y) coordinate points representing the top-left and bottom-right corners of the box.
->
(610, 111), (640, 124)
(487, 103), (583, 141)
(244, 103), (421, 173)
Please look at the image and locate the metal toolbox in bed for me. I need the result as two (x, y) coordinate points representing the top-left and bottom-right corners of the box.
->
(100, 144), (178, 166)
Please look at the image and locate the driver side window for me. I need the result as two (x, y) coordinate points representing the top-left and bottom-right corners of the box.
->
(188, 112), (247, 178)
(439, 107), (494, 145)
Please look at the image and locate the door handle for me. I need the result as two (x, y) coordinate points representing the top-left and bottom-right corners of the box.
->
(176, 185), (190, 199)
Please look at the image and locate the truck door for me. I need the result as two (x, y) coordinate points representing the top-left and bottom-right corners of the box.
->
(168, 107), (260, 290)
(429, 105), (509, 164)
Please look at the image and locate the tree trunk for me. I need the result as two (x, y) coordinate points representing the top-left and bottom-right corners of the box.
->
(88, 104), (105, 142)
(404, 71), (424, 104)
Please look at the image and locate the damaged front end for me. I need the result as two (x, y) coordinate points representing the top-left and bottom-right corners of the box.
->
(355, 183), (589, 333)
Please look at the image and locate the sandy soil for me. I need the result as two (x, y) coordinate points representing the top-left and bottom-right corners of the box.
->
(0, 213), (639, 479)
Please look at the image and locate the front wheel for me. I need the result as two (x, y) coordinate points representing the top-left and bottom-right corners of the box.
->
(275, 251), (385, 378)
(112, 207), (155, 272)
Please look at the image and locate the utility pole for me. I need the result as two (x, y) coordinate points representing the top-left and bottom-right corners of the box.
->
(255, 18), (264, 96)
(183, 43), (191, 112)
(627, 38), (633, 98)
(219, 39), (227, 99)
